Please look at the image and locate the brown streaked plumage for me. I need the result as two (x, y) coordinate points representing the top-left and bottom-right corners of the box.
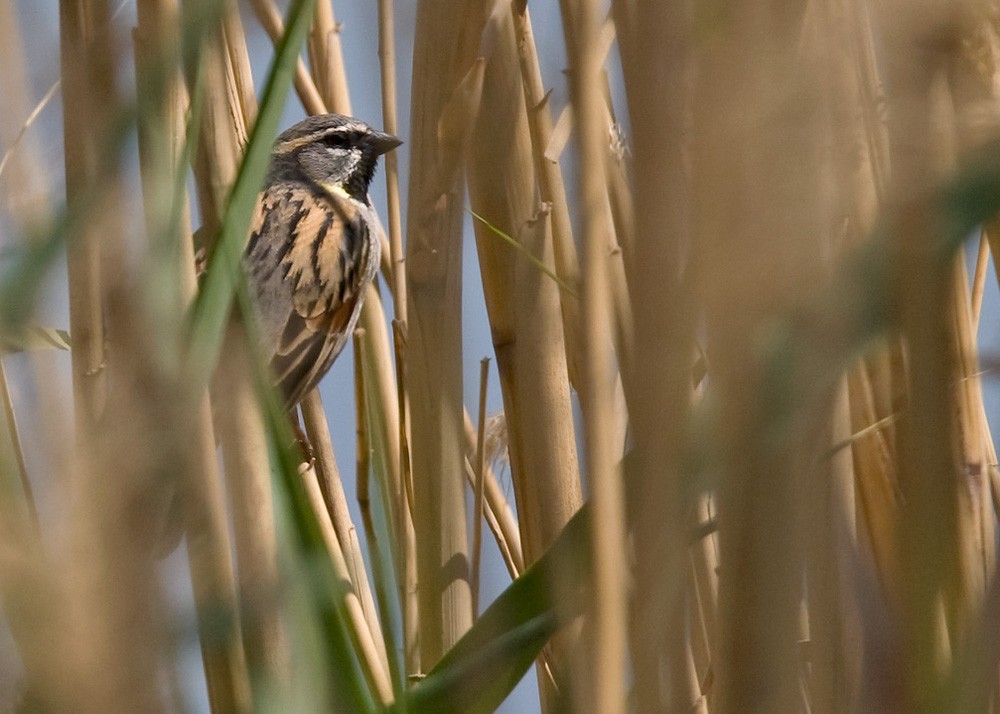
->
(244, 114), (401, 408)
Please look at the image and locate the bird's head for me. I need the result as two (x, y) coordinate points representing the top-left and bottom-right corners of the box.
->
(270, 114), (402, 203)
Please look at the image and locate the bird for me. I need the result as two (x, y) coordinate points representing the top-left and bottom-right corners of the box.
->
(243, 113), (401, 409)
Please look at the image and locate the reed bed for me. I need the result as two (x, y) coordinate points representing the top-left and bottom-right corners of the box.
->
(3, 0), (1000, 712)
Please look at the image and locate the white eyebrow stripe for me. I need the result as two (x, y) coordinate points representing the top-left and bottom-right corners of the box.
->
(274, 124), (367, 154)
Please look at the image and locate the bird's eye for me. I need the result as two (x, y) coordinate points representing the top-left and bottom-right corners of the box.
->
(324, 132), (352, 150)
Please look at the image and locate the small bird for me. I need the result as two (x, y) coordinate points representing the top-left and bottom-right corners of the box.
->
(244, 114), (401, 409)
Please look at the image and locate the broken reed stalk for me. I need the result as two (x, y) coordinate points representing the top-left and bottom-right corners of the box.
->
(511, 4), (583, 389)
(461, 412), (525, 576)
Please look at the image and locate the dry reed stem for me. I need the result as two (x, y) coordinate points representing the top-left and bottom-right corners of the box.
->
(221, 0), (256, 130)
(610, 0), (696, 708)
(688, 496), (720, 705)
(461, 412), (525, 575)
(359, 292), (422, 676)
(695, 3), (827, 710)
(806, 379), (858, 713)
(60, 0), (108, 439)
(512, 5), (582, 388)
(879, 4), (965, 707)
(61, 3), (180, 710)
(470, 358), (489, 618)
(950, 257), (995, 607)
(561, 0), (629, 709)
(310, 1), (350, 116)
(347, 331), (393, 677)
(216, 326), (290, 689)
(249, 0), (327, 115)
(971, 235), (990, 328)
(299, 463), (395, 706)
(847, 364), (900, 586)
(468, 5), (582, 571)
(377, 0), (406, 320)
(404, 0), (484, 666)
(288, 3), (420, 673)
(301, 388), (387, 666)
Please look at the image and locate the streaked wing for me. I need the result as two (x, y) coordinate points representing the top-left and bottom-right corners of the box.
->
(244, 182), (374, 407)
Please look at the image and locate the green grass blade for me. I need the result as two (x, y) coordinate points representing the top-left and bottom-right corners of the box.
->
(184, 0), (317, 384)
(468, 209), (578, 297)
(0, 326), (71, 355)
(398, 501), (591, 714)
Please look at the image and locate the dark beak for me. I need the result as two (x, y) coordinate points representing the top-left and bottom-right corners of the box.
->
(368, 131), (403, 155)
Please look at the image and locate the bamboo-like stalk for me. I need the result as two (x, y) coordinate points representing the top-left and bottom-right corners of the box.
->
(950, 256), (994, 611)
(693, 3), (827, 711)
(970, 235), (990, 328)
(221, 0), (256, 131)
(359, 289), (421, 675)
(215, 325), (290, 689)
(878, 4), (964, 708)
(310, 1), (350, 116)
(60, 0), (107, 441)
(470, 3), (583, 561)
(807, 380), (858, 713)
(377, 0), (406, 319)
(349, 329), (395, 690)
(61, 2), (178, 711)
(511, 5), (582, 389)
(139, 3), (253, 711)
(560, 0), (628, 710)
(609, 0), (695, 708)
(403, 0), (483, 666)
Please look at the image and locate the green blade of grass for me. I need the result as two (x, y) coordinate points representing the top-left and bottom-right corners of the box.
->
(184, 0), (317, 384)
(0, 326), (71, 355)
(0, 1), (225, 333)
(468, 208), (578, 298)
(237, 280), (377, 712)
(396, 498), (591, 714)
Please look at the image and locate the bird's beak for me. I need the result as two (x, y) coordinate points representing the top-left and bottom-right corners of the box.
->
(368, 131), (403, 155)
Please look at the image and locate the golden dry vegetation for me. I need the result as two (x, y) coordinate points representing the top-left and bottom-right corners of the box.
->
(2, 0), (1000, 713)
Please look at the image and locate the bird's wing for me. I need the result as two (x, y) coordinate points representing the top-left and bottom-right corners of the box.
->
(244, 183), (375, 407)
